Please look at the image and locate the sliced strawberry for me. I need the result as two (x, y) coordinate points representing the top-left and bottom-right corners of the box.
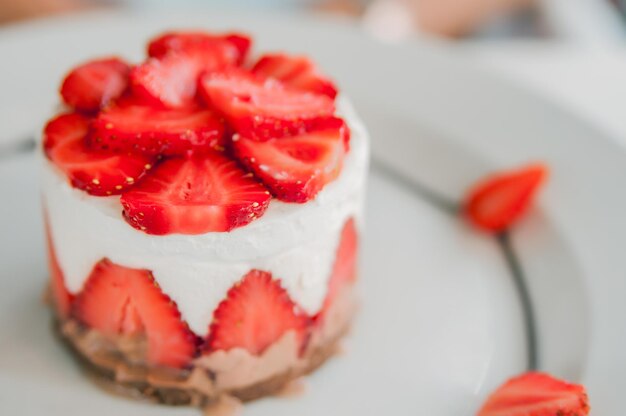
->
(465, 163), (548, 232)
(252, 53), (338, 98)
(44, 221), (73, 318)
(43, 113), (153, 196)
(89, 101), (226, 156)
(478, 372), (590, 416)
(199, 69), (335, 141)
(60, 57), (130, 112)
(120, 152), (271, 235)
(73, 259), (197, 367)
(206, 270), (310, 355)
(132, 37), (238, 108)
(316, 218), (358, 322)
(120, 299), (144, 334)
(73, 260), (135, 336)
(147, 31), (251, 65)
(233, 118), (347, 202)
(223, 33), (252, 65)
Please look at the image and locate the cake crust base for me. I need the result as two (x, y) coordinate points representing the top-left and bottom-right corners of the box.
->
(50, 283), (357, 408)
(54, 319), (349, 407)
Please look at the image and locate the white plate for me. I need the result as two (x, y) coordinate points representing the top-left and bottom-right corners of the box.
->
(0, 9), (624, 415)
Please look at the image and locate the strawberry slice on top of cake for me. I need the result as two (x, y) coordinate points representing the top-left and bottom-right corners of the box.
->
(41, 30), (369, 408)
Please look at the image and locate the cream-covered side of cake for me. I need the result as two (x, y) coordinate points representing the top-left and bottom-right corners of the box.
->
(42, 97), (369, 336)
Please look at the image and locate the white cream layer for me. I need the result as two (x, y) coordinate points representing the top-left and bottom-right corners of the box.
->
(42, 98), (369, 336)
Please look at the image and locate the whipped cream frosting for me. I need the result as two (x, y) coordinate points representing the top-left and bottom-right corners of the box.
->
(42, 97), (369, 336)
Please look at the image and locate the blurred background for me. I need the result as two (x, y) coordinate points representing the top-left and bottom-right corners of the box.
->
(2, 0), (626, 139)
(0, 0), (624, 41)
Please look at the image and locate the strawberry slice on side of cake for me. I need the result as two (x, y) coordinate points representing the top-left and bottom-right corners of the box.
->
(72, 259), (198, 368)
(207, 270), (311, 355)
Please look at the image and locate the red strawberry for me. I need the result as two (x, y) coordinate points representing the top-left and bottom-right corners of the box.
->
(131, 36), (238, 108)
(465, 163), (548, 232)
(252, 53), (338, 98)
(120, 152), (271, 235)
(199, 69), (335, 141)
(60, 57), (130, 112)
(43, 113), (153, 196)
(73, 259), (197, 367)
(233, 118), (348, 202)
(44, 221), (73, 318)
(478, 372), (590, 416)
(89, 101), (226, 156)
(223, 33), (252, 65)
(120, 299), (144, 334)
(147, 31), (251, 65)
(206, 270), (310, 355)
(316, 218), (358, 322)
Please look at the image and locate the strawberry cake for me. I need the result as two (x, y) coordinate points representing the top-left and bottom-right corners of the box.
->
(40, 31), (369, 406)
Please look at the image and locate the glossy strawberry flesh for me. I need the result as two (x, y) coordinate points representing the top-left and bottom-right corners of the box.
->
(147, 31), (250, 64)
(132, 38), (238, 108)
(223, 33), (252, 64)
(466, 164), (548, 232)
(200, 69), (335, 140)
(252, 53), (338, 98)
(90, 101), (226, 156)
(478, 372), (590, 416)
(253, 54), (308, 79)
(60, 57), (130, 112)
(72, 259), (197, 368)
(43, 113), (153, 196)
(207, 270), (310, 355)
(233, 119), (347, 202)
(120, 153), (271, 235)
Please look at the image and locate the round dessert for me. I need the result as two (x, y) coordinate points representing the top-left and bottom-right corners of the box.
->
(41, 31), (369, 407)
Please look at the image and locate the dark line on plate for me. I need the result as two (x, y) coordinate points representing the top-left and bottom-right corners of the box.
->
(0, 137), (36, 161)
(497, 232), (539, 371)
(372, 157), (539, 371)
(371, 157), (460, 215)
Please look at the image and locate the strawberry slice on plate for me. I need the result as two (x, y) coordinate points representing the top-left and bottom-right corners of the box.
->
(477, 372), (590, 416)
(90, 101), (226, 156)
(73, 259), (197, 367)
(316, 218), (358, 322)
(233, 117), (348, 202)
(199, 69), (335, 141)
(147, 31), (251, 65)
(131, 36), (239, 108)
(43, 113), (153, 196)
(120, 152), (271, 235)
(252, 53), (338, 98)
(60, 57), (130, 112)
(465, 163), (548, 232)
(206, 270), (310, 355)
